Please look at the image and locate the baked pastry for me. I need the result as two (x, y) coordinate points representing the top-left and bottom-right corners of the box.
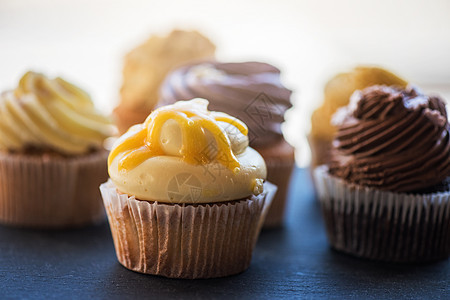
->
(314, 85), (450, 262)
(114, 29), (216, 133)
(160, 61), (294, 227)
(101, 99), (276, 278)
(0, 71), (114, 228)
(309, 66), (407, 167)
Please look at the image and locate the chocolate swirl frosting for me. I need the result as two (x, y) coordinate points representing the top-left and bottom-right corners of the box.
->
(329, 85), (450, 193)
(160, 61), (292, 147)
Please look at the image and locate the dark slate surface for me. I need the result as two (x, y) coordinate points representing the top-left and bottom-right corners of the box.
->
(0, 168), (448, 299)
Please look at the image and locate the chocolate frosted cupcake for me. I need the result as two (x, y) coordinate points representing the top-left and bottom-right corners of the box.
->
(101, 99), (276, 278)
(314, 85), (450, 262)
(160, 61), (294, 227)
(0, 71), (114, 228)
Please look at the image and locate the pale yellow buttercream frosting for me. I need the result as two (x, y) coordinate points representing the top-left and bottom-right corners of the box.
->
(108, 99), (267, 203)
(0, 71), (114, 154)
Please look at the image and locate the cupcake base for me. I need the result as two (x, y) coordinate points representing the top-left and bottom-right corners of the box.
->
(314, 166), (450, 262)
(100, 180), (276, 279)
(0, 150), (108, 228)
(255, 139), (295, 228)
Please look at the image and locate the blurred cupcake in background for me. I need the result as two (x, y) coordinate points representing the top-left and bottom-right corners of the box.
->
(114, 29), (216, 134)
(309, 66), (407, 168)
(314, 85), (450, 262)
(101, 99), (276, 278)
(160, 61), (294, 227)
(0, 71), (114, 228)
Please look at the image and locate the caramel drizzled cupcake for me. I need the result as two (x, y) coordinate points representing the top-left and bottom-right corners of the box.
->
(100, 99), (276, 278)
(160, 61), (294, 227)
(314, 85), (450, 262)
(0, 71), (114, 228)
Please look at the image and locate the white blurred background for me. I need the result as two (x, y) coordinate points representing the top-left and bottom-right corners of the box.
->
(1, 0), (449, 166)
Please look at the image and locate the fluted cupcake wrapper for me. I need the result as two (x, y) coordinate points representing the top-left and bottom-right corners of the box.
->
(314, 166), (450, 262)
(100, 180), (277, 279)
(0, 151), (108, 228)
(263, 158), (295, 228)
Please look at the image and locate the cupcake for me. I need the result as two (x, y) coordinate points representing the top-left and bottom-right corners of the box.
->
(309, 66), (407, 168)
(100, 99), (276, 278)
(0, 71), (114, 228)
(160, 61), (294, 227)
(114, 29), (216, 134)
(314, 85), (450, 262)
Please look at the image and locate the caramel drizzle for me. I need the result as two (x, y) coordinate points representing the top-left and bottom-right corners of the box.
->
(108, 102), (248, 172)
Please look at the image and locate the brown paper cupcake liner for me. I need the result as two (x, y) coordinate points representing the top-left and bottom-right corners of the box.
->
(0, 151), (108, 228)
(313, 166), (450, 262)
(263, 158), (295, 228)
(100, 180), (277, 279)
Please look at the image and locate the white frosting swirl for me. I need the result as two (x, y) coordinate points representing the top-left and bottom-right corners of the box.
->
(0, 71), (114, 154)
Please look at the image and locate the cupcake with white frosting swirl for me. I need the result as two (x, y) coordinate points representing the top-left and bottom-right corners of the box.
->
(0, 71), (115, 228)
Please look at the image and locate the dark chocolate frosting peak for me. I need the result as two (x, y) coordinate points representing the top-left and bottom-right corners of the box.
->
(329, 85), (450, 193)
(160, 61), (292, 147)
